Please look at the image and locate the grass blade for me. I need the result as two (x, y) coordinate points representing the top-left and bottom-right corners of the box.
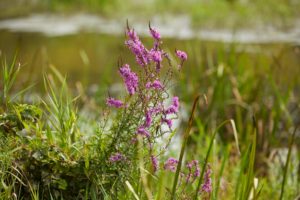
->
(126, 181), (140, 200)
(279, 126), (298, 200)
(193, 119), (234, 200)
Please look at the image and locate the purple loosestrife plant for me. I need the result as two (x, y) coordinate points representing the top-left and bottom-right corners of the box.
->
(104, 23), (188, 186)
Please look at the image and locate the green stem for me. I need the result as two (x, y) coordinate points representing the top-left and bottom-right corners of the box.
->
(280, 125), (298, 200)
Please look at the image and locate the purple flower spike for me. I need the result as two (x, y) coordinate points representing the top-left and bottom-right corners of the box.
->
(175, 50), (187, 61)
(151, 155), (158, 172)
(164, 157), (179, 172)
(109, 153), (124, 162)
(125, 29), (150, 67)
(186, 160), (200, 183)
(137, 126), (150, 137)
(119, 64), (139, 95)
(149, 27), (161, 40)
(201, 166), (212, 193)
(106, 97), (124, 108)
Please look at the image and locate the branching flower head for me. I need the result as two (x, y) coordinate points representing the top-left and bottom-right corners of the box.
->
(186, 160), (200, 183)
(164, 157), (179, 172)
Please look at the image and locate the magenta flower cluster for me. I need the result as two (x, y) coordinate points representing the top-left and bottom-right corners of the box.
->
(165, 96), (180, 114)
(164, 157), (179, 172)
(119, 64), (139, 95)
(145, 80), (163, 90)
(175, 50), (188, 61)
